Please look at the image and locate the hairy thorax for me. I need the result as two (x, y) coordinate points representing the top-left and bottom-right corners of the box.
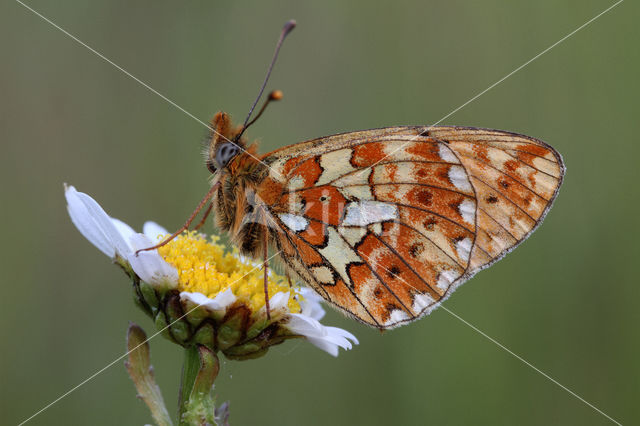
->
(213, 152), (274, 258)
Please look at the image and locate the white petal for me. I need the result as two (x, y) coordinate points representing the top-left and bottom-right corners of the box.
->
(66, 185), (115, 257)
(307, 327), (356, 350)
(269, 292), (290, 312)
(65, 185), (133, 258)
(74, 188), (131, 258)
(286, 313), (324, 336)
(143, 221), (169, 242)
(111, 218), (135, 251)
(324, 326), (359, 346)
(299, 288), (326, 321)
(306, 337), (339, 357)
(180, 288), (236, 311)
(127, 234), (178, 289)
(286, 313), (358, 357)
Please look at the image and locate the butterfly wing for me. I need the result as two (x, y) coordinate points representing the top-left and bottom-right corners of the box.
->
(257, 126), (564, 328)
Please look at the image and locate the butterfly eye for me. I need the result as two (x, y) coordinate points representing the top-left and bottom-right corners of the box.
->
(215, 142), (240, 168)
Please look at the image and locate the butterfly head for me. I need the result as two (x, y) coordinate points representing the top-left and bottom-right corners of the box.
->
(205, 112), (247, 175)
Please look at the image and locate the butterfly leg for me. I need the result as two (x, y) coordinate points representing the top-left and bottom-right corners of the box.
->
(286, 273), (293, 288)
(193, 202), (213, 231)
(262, 226), (271, 320)
(136, 181), (220, 255)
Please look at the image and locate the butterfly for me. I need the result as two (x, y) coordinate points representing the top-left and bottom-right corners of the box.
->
(140, 20), (564, 329)
(200, 115), (564, 329)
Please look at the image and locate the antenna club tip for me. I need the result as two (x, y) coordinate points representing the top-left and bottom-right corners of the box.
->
(270, 90), (283, 100)
(283, 19), (296, 34)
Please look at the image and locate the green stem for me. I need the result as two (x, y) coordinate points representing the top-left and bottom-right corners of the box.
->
(178, 346), (221, 425)
(178, 346), (201, 422)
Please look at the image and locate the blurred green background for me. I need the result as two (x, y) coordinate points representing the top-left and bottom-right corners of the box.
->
(2, 0), (638, 424)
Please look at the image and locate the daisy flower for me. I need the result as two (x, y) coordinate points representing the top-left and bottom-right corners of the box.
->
(65, 185), (357, 358)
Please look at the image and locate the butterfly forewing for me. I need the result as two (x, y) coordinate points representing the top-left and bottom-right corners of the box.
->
(258, 126), (564, 328)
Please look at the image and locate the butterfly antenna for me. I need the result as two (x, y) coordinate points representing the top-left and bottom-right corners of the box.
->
(244, 90), (283, 129)
(235, 19), (296, 141)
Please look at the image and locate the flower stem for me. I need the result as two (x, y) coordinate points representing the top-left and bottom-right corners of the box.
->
(178, 346), (201, 421)
(178, 345), (221, 425)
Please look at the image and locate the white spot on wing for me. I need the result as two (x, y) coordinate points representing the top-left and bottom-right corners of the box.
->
(343, 201), (398, 226)
(437, 268), (461, 292)
(278, 213), (309, 232)
(385, 309), (411, 326)
(455, 237), (472, 262)
(413, 293), (435, 312)
(438, 144), (460, 163)
(459, 199), (476, 225)
(448, 165), (473, 192)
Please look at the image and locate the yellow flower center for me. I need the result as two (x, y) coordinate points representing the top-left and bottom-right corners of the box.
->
(155, 231), (301, 314)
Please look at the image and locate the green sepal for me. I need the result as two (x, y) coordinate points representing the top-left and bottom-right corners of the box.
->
(132, 287), (148, 313)
(132, 280), (153, 318)
(216, 305), (250, 350)
(223, 333), (295, 360)
(223, 344), (269, 360)
(184, 304), (207, 327)
(124, 323), (173, 426)
(245, 317), (269, 341)
(193, 321), (216, 350)
(115, 255), (134, 275)
(138, 281), (159, 314)
(154, 311), (174, 342)
(165, 294), (191, 344)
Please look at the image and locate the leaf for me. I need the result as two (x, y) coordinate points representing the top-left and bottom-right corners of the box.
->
(125, 323), (173, 426)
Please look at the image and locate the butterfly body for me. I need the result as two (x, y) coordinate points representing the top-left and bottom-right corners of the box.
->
(206, 112), (565, 329)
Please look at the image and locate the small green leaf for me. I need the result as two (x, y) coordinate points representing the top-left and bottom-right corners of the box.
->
(125, 323), (173, 426)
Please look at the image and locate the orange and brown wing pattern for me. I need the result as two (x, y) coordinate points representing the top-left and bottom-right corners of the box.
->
(258, 126), (564, 328)
(426, 126), (564, 272)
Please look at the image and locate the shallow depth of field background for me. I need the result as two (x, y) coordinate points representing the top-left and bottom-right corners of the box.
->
(2, 1), (639, 424)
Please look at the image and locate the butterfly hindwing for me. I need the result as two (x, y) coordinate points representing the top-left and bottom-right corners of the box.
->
(425, 127), (564, 272)
(258, 126), (564, 328)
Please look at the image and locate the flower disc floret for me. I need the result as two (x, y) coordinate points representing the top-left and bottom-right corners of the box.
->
(155, 231), (301, 315)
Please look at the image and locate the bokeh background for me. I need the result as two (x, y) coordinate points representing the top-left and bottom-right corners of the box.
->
(2, 0), (638, 424)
